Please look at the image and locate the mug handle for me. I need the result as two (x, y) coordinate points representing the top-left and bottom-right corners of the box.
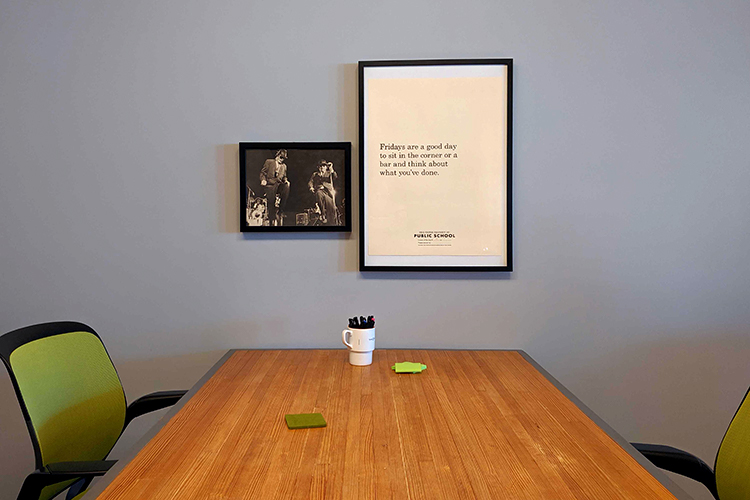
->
(342, 329), (353, 349)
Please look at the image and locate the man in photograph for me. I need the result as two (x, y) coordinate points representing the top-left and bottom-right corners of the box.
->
(260, 149), (290, 226)
(308, 159), (338, 225)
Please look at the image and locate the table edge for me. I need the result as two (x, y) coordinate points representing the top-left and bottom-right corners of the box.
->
(87, 349), (693, 500)
(86, 349), (237, 498)
(516, 350), (693, 500)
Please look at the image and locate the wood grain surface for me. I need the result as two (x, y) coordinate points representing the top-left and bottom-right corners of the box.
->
(92, 350), (680, 499)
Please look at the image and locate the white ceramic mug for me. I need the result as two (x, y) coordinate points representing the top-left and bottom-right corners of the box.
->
(342, 327), (376, 366)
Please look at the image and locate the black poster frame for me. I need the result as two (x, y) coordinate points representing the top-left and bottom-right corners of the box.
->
(358, 59), (513, 272)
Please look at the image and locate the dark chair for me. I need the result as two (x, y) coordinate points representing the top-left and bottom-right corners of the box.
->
(632, 387), (750, 500)
(0, 322), (187, 500)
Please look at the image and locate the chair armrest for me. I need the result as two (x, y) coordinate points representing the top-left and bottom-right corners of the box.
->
(17, 461), (116, 499)
(44, 460), (117, 475)
(631, 443), (718, 499)
(124, 390), (187, 428)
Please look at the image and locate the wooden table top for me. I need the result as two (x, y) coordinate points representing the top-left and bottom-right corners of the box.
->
(88, 350), (690, 499)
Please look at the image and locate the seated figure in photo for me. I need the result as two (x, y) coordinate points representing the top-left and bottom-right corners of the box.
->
(246, 186), (266, 227)
(308, 159), (338, 225)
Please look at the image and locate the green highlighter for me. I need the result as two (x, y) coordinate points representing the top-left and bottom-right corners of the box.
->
(391, 362), (427, 373)
(285, 413), (327, 429)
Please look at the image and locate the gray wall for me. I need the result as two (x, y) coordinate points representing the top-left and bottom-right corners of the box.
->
(1, 1), (749, 498)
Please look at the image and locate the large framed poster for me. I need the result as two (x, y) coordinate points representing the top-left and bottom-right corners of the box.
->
(359, 59), (512, 271)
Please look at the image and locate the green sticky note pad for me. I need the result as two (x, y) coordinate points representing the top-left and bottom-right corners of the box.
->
(285, 413), (327, 429)
(391, 362), (427, 373)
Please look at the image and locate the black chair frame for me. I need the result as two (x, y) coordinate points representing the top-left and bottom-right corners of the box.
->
(632, 386), (750, 500)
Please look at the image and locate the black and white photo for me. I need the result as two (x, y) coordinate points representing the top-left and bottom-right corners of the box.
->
(240, 142), (351, 232)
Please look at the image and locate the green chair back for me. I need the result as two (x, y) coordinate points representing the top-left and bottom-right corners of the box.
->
(715, 388), (750, 500)
(0, 322), (127, 500)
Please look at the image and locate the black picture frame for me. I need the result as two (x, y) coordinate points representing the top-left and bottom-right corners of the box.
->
(239, 142), (351, 232)
(359, 59), (513, 271)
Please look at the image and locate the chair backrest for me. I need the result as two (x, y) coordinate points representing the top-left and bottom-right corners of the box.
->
(0, 322), (127, 500)
(714, 387), (750, 500)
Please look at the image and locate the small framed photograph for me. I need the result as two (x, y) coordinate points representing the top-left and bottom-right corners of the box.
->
(240, 142), (351, 232)
(359, 59), (512, 271)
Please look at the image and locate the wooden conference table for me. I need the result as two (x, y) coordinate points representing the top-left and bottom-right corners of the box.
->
(87, 350), (691, 499)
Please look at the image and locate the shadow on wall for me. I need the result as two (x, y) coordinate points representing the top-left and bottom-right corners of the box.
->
(540, 329), (750, 500)
(0, 350), (225, 497)
(217, 143), (239, 234)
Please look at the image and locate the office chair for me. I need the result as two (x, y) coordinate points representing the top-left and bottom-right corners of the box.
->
(0, 322), (188, 500)
(632, 386), (750, 500)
